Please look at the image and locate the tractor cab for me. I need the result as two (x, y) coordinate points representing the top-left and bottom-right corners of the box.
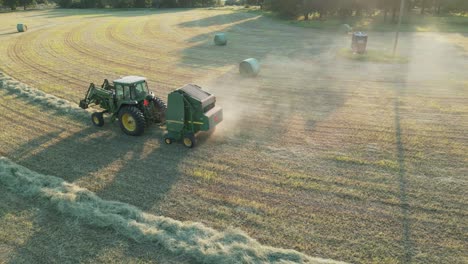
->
(112, 76), (150, 102)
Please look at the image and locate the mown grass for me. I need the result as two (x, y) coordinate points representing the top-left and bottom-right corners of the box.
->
(0, 8), (467, 264)
(190, 168), (219, 182)
(332, 155), (400, 171)
(1, 156), (324, 264)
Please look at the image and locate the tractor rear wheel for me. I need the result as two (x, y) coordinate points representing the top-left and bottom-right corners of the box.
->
(183, 133), (196, 148)
(119, 106), (146, 136)
(152, 97), (167, 123)
(91, 112), (104, 127)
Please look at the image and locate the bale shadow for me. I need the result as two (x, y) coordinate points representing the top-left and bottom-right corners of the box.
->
(0, 31), (19, 36)
(1, 117), (196, 261)
(11, 120), (186, 212)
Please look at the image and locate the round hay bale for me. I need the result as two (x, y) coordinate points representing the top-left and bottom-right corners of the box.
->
(239, 58), (260, 77)
(340, 24), (352, 34)
(17, 24), (28, 32)
(214, 33), (227, 46)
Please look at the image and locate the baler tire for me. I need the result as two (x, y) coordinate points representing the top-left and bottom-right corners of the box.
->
(183, 133), (196, 148)
(91, 112), (104, 127)
(119, 106), (146, 136)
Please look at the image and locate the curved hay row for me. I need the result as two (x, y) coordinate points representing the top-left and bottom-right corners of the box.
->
(0, 72), (88, 120)
(4, 23), (93, 101)
(0, 156), (344, 264)
(0, 9), (262, 101)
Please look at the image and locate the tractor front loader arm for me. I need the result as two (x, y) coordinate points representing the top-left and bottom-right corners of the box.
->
(79, 83), (98, 109)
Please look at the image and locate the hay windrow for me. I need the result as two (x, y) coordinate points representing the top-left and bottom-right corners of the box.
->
(0, 157), (345, 264)
(0, 72), (89, 121)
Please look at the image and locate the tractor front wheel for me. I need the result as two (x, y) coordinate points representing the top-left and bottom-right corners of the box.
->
(119, 106), (146, 136)
(91, 112), (104, 127)
(183, 133), (196, 148)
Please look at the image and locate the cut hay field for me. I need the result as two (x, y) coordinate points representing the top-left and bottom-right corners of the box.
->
(0, 8), (467, 264)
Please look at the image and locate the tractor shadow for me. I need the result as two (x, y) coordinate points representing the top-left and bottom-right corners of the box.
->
(12, 120), (187, 213)
(3, 112), (210, 263)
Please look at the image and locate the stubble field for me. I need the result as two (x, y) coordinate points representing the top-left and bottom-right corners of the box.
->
(0, 8), (467, 264)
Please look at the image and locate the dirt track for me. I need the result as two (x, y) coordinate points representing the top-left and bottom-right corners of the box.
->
(0, 8), (467, 263)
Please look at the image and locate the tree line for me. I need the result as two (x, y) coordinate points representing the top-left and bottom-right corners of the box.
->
(1, 0), (467, 16)
(57, 0), (224, 8)
(266, 0), (468, 21)
(0, 0), (223, 9)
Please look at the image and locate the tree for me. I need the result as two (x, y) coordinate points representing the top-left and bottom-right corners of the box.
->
(302, 0), (325, 20)
(57, 0), (72, 7)
(135, 0), (151, 7)
(5, 0), (18, 10)
(110, 0), (134, 7)
(159, 0), (177, 7)
(270, 0), (302, 18)
(19, 0), (35, 9)
(80, 0), (96, 8)
(443, 0), (468, 13)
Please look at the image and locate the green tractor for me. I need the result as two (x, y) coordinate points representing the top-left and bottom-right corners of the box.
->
(79, 76), (166, 136)
(79, 76), (223, 148)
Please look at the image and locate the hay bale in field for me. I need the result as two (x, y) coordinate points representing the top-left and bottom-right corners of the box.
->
(17, 24), (28, 32)
(239, 58), (260, 77)
(340, 24), (352, 34)
(214, 33), (227, 46)
(0, 157), (346, 264)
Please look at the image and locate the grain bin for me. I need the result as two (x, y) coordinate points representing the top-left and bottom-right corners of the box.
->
(239, 58), (260, 77)
(214, 33), (227, 46)
(17, 24), (28, 32)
